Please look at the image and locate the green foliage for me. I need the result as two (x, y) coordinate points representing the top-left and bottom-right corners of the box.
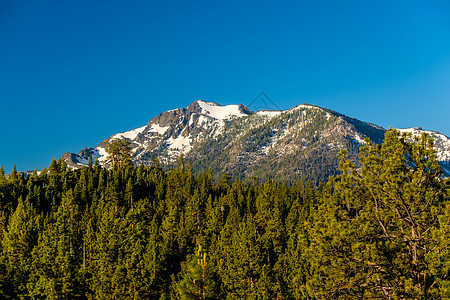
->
(106, 139), (133, 168)
(0, 165), (6, 185)
(177, 244), (217, 299)
(307, 130), (450, 299)
(2, 196), (41, 298)
(28, 190), (85, 299)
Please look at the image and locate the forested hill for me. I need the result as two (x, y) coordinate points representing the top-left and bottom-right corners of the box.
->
(1, 130), (450, 299)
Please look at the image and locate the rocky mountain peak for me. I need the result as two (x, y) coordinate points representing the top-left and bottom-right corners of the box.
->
(62, 100), (450, 181)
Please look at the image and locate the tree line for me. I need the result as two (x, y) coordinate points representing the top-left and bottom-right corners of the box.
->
(0, 130), (449, 299)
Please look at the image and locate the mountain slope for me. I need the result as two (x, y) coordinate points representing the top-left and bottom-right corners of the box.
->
(63, 100), (450, 183)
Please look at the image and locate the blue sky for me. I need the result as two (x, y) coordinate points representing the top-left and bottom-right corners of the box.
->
(1, 0), (450, 172)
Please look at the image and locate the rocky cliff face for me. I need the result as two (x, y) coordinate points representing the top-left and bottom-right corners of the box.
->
(63, 100), (450, 182)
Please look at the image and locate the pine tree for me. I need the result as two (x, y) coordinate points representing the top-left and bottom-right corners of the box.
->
(106, 140), (133, 168)
(8, 164), (18, 185)
(48, 158), (59, 175)
(307, 130), (450, 299)
(0, 165), (6, 185)
(88, 155), (93, 167)
(177, 244), (217, 300)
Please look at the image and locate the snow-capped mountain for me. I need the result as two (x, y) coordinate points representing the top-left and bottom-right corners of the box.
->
(63, 100), (450, 182)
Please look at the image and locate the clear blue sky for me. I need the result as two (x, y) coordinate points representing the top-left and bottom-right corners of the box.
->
(1, 0), (450, 172)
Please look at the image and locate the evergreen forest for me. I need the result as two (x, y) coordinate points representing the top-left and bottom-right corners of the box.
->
(0, 130), (450, 299)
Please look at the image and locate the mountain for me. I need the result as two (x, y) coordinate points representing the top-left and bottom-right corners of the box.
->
(63, 100), (450, 183)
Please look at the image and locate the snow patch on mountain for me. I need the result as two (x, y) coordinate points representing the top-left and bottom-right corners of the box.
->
(95, 146), (108, 162)
(397, 127), (424, 135)
(256, 111), (282, 118)
(150, 124), (169, 135)
(353, 133), (365, 144)
(198, 115), (210, 126)
(112, 125), (146, 140)
(167, 135), (192, 152)
(197, 100), (249, 120)
(293, 104), (320, 111)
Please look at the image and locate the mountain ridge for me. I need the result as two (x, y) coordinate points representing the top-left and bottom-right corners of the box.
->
(62, 100), (450, 182)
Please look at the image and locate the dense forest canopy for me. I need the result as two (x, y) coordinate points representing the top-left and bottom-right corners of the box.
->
(0, 130), (449, 299)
